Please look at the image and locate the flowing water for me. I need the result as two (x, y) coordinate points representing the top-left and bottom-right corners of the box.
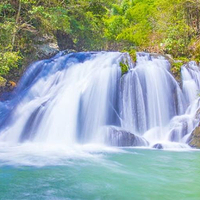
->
(1, 52), (200, 199)
(0, 51), (200, 147)
(0, 145), (200, 200)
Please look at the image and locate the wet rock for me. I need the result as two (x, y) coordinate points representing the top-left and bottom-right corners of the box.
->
(188, 123), (200, 148)
(188, 108), (200, 148)
(104, 126), (149, 147)
(33, 35), (60, 60)
(152, 143), (164, 149)
(163, 54), (174, 63)
(195, 107), (200, 119)
(34, 43), (59, 60)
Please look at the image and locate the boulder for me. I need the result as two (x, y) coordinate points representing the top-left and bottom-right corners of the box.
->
(188, 123), (200, 148)
(104, 126), (149, 147)
(195, 107), (200, 119)
(152, 143), (164, 149)
(152, 142), (188, 149)
(33, 35), (60, 60)
(34, 43), (59, 60)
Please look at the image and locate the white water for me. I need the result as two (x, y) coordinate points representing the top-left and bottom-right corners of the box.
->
(0, 51), (200, 150)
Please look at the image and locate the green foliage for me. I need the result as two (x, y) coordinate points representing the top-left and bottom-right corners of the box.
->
(171, 62), (183, 75)
(104, 15), (128, 40)
(175, 57), (189, 63)
(105, 0), (156, 50)
(1, 0), (200, 80)
(129, 49), (137, 62)
(0, 0), (118, 77)
(0, 76), (6, 87)
(0, 51), (22, 75)
(171, 57), (189, 79)
(29, 6), (70, 33)
(104, 0), (200, 58)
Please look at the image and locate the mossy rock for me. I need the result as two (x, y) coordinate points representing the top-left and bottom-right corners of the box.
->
(0, 76), (6, 87)
(120, 62), (129, 75)
(121, 49), (136, 62)
(171, 61), (182, 76)
(170, 57), (190, 81)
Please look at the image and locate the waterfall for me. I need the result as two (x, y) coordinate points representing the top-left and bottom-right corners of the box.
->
(121, 53), (184, 133)
(0, 51), (200, 149)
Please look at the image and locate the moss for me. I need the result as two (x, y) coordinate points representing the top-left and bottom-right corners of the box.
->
(193, 57), (200, 64)
(120, 62), (129, 75)
(176, 56), (190, 63)
(119, 49), (136, 75)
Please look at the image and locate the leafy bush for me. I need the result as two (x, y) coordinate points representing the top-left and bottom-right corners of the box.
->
(0, 51), (22, 75)
(0, 76), (6, 87)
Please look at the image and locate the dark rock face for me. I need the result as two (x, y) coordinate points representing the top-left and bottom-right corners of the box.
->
(56, 30), (75, 51)
(188, 123), (200, 148)
(152, 143), (164, 149)
(104, 126), (149, 147)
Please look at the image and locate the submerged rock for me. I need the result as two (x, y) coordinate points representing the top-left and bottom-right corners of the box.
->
(104, 126), (149, 147)
(152, 142), (189, 149)
(188, 123), (200, 148)
(152, 143), (164, 149)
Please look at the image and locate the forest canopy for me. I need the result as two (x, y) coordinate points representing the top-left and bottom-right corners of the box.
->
(1, 0), (200, 78)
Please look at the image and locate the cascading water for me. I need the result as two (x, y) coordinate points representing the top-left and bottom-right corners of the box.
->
(0, 51), (200, 149)
(120, 53), (185, 134)
(0, 52), (122, 145)
(120, 54), (200, 149)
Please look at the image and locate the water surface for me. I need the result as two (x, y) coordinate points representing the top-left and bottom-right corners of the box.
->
(0, 146), (200, 200)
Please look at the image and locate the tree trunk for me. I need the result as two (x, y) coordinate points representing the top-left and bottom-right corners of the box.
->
(197, 7), (200, 34)
(12, 0), (21, 50)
